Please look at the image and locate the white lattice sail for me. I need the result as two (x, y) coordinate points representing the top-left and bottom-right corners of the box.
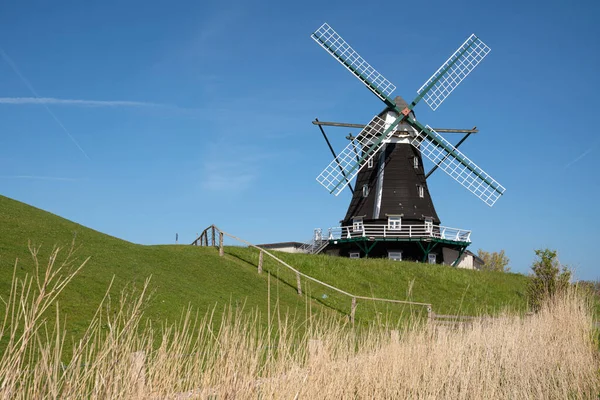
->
(317, 116), (388, 196)
(311, 23), (396, 102)
(417, 34), (491, 111)
(411, 126), (505, 206)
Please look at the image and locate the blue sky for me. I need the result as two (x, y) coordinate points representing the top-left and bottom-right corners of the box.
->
(1, 0), (599, 280)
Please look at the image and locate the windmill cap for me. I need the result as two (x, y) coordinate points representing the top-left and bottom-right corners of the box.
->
(377, 95), (415, 119)
(393, 96), (409, 110)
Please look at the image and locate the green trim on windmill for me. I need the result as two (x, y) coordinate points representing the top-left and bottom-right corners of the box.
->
(417, 241), (438, 262)
(354, 239), (378, 257)
(312, 34), (397, 109)
(406, 117), (504, 195)
(404, 38), (478, 114)
(451, 246), (468, 267)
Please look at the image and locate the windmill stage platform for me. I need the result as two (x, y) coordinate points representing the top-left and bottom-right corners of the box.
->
(301, 222), (471, 266)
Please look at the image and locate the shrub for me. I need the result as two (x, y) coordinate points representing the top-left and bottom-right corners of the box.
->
(527, 249), (571, 312)
(477, 249), (510, 272)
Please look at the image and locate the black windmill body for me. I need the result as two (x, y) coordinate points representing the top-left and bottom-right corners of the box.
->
(343, 96), (440, 229)
(308, 24), (506, 264)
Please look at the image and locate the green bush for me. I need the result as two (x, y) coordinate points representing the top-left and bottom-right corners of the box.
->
(527, 249), (571, 312)
(477, 249), (510, 272)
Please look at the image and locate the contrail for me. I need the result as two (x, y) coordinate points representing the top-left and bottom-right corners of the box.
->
(0, 48), (91, 160)
(0, 97), (164, 107)
(565, 144), (597, 169)
(0, 175), (86, 181)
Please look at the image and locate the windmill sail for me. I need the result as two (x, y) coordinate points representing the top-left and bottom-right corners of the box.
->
(316, 116), (388, 196)
(411, 125), (505, 206)
(416, 34), (491, 111)
(311, 23), (505, 206)
(311, 23), (396, 104)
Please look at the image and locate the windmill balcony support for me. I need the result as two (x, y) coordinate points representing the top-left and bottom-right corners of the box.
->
(328, 224), (471, 243)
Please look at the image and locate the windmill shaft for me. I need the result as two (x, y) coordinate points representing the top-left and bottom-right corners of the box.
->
(425, 133), (472, 179)
(316, 119), (354, 194)
(316, 116), (388, 196)
(312, 120), (478, 134)
(312, 121), (366, 129)
(422, 128), (478, 134)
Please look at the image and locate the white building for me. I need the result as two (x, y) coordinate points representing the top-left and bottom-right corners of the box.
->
(256, 242), (307, 254)
(442, 248), (485, 270)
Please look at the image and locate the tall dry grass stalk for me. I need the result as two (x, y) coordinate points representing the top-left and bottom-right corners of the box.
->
(0, 246), (598, 399)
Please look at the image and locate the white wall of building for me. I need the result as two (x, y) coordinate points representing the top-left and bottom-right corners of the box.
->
(443, 248), (482, 270)
(260, 245), (305, 254)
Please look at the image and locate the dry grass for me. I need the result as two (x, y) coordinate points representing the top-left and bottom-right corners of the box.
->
(0, 246), (598, 399)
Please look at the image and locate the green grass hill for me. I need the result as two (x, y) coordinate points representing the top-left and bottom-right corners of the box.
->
(0, 194), (529, 339)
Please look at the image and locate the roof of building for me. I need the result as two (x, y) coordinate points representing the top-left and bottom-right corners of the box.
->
(255, 241), (305, 249)
(465, 250), (485, 265)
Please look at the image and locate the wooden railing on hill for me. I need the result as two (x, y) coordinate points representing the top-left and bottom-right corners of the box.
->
(194, 225), (218, 247)
(192, 225), (433, 323)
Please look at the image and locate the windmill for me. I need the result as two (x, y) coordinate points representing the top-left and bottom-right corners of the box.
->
(308, 23), (505, 265)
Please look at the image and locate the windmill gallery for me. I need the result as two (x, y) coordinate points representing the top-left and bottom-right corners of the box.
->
(264, 24), (505, 266)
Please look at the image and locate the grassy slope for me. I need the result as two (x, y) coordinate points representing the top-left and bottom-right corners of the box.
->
(0, 194), (530, 336)
(0, 195), (316, 340)
(227, 248), (529, 318)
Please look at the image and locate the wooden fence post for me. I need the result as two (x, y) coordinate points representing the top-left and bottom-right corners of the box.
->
(350, 297), (357, 323)
(258, 250), (263, 274)
(427, 305), (433, 324)
(296, 272), (302, 296)
(219, 232), (224, 257)
(211, 226), (216, 247)
(130, 351), (145, 398)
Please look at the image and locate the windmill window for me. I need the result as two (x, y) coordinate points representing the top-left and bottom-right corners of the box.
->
(388, 216), (401, 230)
(414, 157), (419, 168)
(367, 157), (374, 168)
(425, 218), (433, 233)
(418, 185), (424, 198)
(388, 251), (402, 261)
(362, 184), (369, 198)
(349, 252), (360, 259)
(352, 217), (364, 232)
